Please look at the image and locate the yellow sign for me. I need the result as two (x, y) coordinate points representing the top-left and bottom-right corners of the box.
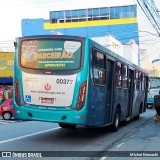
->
(0, 52), (14, 77)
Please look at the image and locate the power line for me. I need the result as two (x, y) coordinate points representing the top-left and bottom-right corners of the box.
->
(0, 0), (160, 51)
(136, 0), (160, 36)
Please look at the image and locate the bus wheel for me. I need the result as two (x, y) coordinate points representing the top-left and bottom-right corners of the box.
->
(59, 123), (77, 129)
(111, 108), (120, 132)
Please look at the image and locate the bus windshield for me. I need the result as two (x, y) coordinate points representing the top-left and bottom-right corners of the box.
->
(20, 39), (82, 70)
(150, 77), (160, 88)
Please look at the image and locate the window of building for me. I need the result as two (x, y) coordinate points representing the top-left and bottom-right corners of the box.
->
(51, 19), (57, 23)
(92, 8), (100, 20)
(50, 11), (58, 23)
(65, 10), (72, 22)
(92, 50), (106, 86)
(114, 6), (121, 19)
(72, 10), (79, 22)
(121, 6), (130, 18)
(110, 7), (115, 19)
(115, 61), (122, 87)
(88, 9), (93, 21)
(50, 5), (136, 24)
(79, 9), (87, 21)
(100, 7), (109, 20)
(57, 11), (64, 23)
(130, 5), (136, 17)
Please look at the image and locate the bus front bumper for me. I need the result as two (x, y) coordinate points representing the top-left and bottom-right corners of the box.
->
(147, 98), (154, 105)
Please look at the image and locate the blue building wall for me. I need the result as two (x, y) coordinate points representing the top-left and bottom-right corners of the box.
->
(22, 18), (139, 45)
(21, 5), (140, 65)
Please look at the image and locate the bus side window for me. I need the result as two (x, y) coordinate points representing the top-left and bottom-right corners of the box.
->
(92, 50), (106, 86)
(141, 73), (145, 90)
(93, 51), (106, 69)
(115, 61), (121, 87)
(134, 70), (140, 90)
(122, 64), (128, 88)
(93, 68), (106, 85)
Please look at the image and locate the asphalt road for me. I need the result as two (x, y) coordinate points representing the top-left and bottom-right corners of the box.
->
(0, 109), (156, 160)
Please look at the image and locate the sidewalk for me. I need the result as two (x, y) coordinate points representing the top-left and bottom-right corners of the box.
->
(104, 108), (160, 160)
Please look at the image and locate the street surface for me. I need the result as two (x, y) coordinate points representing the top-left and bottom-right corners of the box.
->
(0, 109), (158, 160)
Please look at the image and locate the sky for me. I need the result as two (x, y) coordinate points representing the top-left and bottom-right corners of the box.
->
(0, 0), (160, 62)
(0, 0), (134, 39)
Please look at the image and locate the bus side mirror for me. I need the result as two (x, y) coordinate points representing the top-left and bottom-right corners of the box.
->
(14, 42), (17, 49)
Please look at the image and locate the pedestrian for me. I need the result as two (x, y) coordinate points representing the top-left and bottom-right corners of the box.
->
(153, 95), (160, 122)
(0, 86), (4, 104)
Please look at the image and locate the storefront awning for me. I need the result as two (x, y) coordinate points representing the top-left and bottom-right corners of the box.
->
(0, 77), (13, 84)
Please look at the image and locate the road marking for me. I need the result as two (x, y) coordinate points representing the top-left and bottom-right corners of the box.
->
(0, 120), (22, 124)
(100, 157), (107, 160)
(116, 143), (125, 148)
(0, 127), (60, 144)
(0, 121), (14, 124)
(0, 122), (8, 124)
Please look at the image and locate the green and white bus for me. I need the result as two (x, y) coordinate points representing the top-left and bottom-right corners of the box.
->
(147, 76), (160, 107)
(13, 35), (149, 131)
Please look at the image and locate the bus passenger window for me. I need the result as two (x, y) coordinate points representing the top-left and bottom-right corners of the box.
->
(93, 68), (106, 85)
(93, 51), (106, 69)
(141, 73), (145, 90)
(139, 72), (142, 90)
(135, 70), (140, 90)
(92, 50), (106, 86)
(115, 62), (121, 87)
(122, 64), (128, 88)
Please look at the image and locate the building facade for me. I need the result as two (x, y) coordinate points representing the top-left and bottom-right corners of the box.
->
(0, 52), (14, 103)
(92, 35), (123, 57)
(140, 49), (160, 76)
(22, 4), (140, 65)
(0, 52), (14, 84)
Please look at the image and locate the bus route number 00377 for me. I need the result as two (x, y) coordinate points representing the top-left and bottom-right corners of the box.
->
(56, 79), (73, 84)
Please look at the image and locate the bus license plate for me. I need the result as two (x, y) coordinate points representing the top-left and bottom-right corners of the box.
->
(39, 97), (55, 104)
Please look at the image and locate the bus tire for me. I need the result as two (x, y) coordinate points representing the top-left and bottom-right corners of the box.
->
(111, 108), (120, 132)
(59, 123), (77, 129)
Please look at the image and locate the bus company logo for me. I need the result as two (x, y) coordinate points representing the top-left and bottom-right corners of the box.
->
(44, 83), (51, 91)
(2, 152), (12, 157)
